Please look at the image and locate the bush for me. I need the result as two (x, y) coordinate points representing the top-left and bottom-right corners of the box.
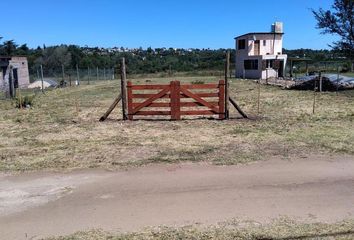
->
(15, 95), (35, 108)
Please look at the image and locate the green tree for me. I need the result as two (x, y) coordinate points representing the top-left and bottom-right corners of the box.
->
(16, 44), (30, 55)
(0, 40), (17, 55)
(312, 0), (354, 67)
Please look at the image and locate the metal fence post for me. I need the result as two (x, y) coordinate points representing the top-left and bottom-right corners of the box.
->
(40, 64), (44, 93)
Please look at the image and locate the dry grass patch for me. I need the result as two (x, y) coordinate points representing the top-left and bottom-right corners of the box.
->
(45, 218), (354, 240)
(0, 77), (354, 172)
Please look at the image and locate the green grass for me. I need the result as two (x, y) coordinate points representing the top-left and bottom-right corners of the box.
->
(0, 76), (354, 172)
(342, 72), (354, 77)
(45, 219), (354, 240)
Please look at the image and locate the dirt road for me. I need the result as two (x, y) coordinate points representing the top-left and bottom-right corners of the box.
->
(1, 155), (354, 240)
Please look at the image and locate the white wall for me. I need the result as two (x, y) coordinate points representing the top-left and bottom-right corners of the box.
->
(236, 34), (283, 56)
(262, 69), (277, 79)
(235, 33), (286, 79)
(235, 55), (262, 79)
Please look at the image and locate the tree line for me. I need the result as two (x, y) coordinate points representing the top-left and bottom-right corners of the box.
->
(0, 40), (234, 74)
(1, 38), (350, 74)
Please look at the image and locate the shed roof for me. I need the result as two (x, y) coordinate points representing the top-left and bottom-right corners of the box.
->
(0, 56), (28, 59)
(235, 32), (284, 39)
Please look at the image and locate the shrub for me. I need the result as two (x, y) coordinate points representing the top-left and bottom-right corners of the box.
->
(15, 95), (35, 108)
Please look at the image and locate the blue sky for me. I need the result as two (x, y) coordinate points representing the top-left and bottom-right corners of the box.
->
(2, 0), (337, 50)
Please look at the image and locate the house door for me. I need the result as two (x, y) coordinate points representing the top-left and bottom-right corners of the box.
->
(13, 69), (19, 88)
(254, 40), (260, 55)
(278, 61), (284, 78)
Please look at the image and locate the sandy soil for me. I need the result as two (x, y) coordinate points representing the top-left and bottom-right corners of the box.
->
(0, 155), (354, 240)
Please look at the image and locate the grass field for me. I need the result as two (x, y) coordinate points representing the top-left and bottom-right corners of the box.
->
(0, 76), (354, 172)
(46, 219), (354, 240)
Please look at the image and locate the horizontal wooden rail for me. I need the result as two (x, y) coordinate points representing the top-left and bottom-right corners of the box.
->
(131, 85), (169, 90)
(180, 110), (220, 115)
(132, 93), (219, 99)
(131, 83), (218, 90)
(131, 102), (219, 108)
(133, 110), (221, 116)
(182, 83), (219, 89)
(133, 111), (171, 115)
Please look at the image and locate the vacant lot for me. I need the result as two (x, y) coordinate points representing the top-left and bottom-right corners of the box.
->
(0, 76), (354, 172)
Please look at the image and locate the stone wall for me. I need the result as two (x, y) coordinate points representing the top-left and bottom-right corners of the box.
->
(0, 57), (30, 93)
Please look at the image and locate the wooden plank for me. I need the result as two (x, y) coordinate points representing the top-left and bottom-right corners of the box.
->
(180, 86), (219, 113)
(180, 102), (219, 107)
(132, 86), (171, 114)
(132, 92), (219, 99)
(133, 111), (171, 116)
(170, 81), (177, 120)
(127, 81), (134, 120)
(131, 84), (169, 90)
(181, 93), (219, 98)
(132, 93), (170, 99)
(170, 81), (181, 120)
(219, 80), (226, 119)
(181, 83), (218, 89)
(180, 110), (217, 115)
(99, 93), (122, 121)
(229, 97), (248, 118)
(132, 102), (171, 108)
(175, 81), (181, 120)
(131, 102), (219, 108)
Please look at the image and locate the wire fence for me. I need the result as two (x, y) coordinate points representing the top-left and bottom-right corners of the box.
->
(29, 66), (117, 86)
(284, 61), (352, 78)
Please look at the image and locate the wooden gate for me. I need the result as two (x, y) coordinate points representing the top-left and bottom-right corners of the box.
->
(127, 80), (225, 120)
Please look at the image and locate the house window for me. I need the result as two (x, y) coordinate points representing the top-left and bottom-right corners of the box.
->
(263, 40), (267, 46)
(244, 60), (259, 70)
(238, 39), (246, 50)
(266, 60), (274, 68)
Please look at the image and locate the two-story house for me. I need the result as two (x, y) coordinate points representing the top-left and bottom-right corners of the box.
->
(235, 22), (287, 80)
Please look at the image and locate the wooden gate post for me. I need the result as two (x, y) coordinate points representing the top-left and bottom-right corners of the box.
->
(170, 81), (181, 120)
(121, 58), (128, 120)
(127, 81), (133, 120)
(225, 51), (230, 119)
(218, 80), (226, 119)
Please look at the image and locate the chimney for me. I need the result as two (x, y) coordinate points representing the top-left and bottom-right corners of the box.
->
(271, 22), (283, 33)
